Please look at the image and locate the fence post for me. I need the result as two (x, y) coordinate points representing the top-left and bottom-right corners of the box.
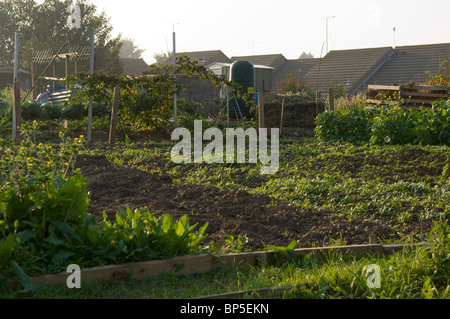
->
(328, 88), (335, 111)
(13, 81), (21, 143)
(258, 91), (265, 129)
(315, 91), (321, 117)
(280, 98), (285, 135)
(109, 87), (120, 147)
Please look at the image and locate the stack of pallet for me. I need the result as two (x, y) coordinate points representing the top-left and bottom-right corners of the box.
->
(366, 84), (449, 108)
(401, 84), (449, 108)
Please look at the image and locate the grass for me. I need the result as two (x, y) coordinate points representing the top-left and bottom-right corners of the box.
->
(6, 221), (450, 299)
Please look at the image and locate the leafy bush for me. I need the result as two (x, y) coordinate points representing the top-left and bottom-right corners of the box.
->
(21, 102), (42, 121)
(316, 100), (450, 146)
(370, 106), (418, 145)
(315, 106), (377, 142)
(0, 124), (209, 291)
(40, 103), (110, 120)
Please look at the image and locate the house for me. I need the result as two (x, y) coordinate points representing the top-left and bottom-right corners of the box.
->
(230, 54), (287, 70)
(299, 42), (450, 96)
(176, 50), (231, 67)
(0, 65), (32, 92)
(120, 58), (152, 76)
(365, 43), (450, 87)
(301, 46), (395, 95)
(272, 58), (319, 93)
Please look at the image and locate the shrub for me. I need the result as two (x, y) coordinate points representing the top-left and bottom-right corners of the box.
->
(0, 125), (209, 286)
(315, 106), (377, 142)
(316, 100), (450, 146)
(21, 102), (42, 121)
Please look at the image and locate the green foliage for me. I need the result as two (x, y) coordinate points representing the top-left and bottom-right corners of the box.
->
(278, 73), (313, 96)
(0, 0), (123, 74)
(425, 60), (449, 86)
(66, 55), (238, 131)
(112, 207), (209, 259)
(223, 233), (249, 253)
(21, 102), (43, 121)
(315, 106), (377, 142)
(316, 100), (450, 146)
(0, 126), (209, 290)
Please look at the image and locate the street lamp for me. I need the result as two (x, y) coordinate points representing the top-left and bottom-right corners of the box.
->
(321, 16), (335, 54)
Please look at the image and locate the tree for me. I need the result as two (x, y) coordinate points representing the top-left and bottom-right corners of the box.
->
(298, 51), (314, 59)
(0, 0), (123, 75)
(278, 73), (311, 94)
(120, 38), (145, 59)
(153, 51), (173, 65)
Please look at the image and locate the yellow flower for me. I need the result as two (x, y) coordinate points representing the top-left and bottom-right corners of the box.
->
(38, 143), (43, 147)
(47, 162), (52, 166)
(27, 163), (33, 167)
(79, 135), (84, 139)
(143, 220), (149, 224)
(0, 139), (4, 142)
(111, 240), (115, 244)
(64, 162), (69, 167)
(46, 146), (52, 150)
(74, 138), (79, 142)
(76, 168), (81, 172)
(33, 120), (37, 124)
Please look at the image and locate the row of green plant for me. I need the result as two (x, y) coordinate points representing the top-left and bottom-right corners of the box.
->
(20, 102), (112, 121)
(0, 124), (210, 294)
(315, 99), (450, 145)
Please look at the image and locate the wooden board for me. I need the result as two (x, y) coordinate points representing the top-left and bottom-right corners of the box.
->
(368, 85), (401, 91)
(6, 243), (428, 289)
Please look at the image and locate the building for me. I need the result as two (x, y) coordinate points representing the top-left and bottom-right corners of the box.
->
(300, 43), (450, 96)
(144, 43), (450, 99)
(0, 65), (32, 92)
(272, 58), (319, 93)
(176, 50), (231, 67)
(120, 58), (152, 76)
(230, 54), (287, 70)
(207, 62), (274, 93)
(365, 43), (450, 88)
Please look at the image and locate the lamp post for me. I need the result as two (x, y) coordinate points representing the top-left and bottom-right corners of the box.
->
(325, 16), (335, 54)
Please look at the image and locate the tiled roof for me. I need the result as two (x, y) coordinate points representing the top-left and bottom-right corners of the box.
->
(176, 50), (231, 67)
(367, 43), (450, 86)
(302, 46), (394, 94)
(272, 58), (319, 93)
(120, 58), (152, 76)
(230, 54), (287, 69)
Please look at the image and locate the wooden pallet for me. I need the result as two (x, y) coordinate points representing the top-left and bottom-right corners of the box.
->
(367, 84), (449, 108)
(401, 84), (449, 107)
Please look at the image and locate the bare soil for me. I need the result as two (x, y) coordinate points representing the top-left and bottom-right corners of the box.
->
(75, 128), (433, 250)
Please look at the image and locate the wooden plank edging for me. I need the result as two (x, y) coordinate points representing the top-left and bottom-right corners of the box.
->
(6, 243), (427, 289)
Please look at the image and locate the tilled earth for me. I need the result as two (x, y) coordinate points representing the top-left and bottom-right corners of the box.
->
(75, 143), (434, 250)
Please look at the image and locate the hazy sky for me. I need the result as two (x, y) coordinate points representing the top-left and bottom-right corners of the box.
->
(86, 0), (450, 63)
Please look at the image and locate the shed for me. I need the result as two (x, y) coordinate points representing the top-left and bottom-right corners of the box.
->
(0, 65), (32, 92)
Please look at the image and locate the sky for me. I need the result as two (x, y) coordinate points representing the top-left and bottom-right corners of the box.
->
(82, 0), (450, 63)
